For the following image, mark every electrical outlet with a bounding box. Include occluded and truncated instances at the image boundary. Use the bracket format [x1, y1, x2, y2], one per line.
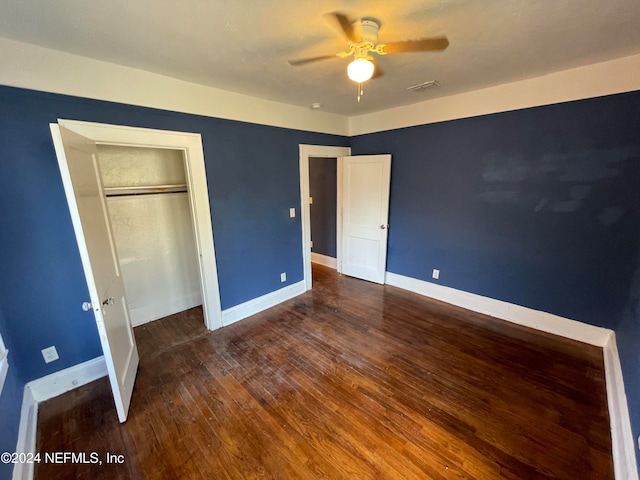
[289, 208, 296, 218]
[280, 272, 287, 282]
[432, 269, 440, 280]
[310, 240, 313, 248]
[41, 346, 59, 364]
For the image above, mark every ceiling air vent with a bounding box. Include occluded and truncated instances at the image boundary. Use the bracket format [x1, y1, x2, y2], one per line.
[406, 80, 440, 92]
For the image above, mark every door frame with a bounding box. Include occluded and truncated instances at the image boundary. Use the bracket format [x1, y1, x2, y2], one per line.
[59, 119, 223, 331]
[299, 144, 351, 291]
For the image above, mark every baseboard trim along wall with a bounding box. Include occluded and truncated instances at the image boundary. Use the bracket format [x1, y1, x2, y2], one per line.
[311, 252, 337, 269]
[385, 270, 637, 480]
[27, 356, 107, 404]
[604, 333, 639, 480]
[13, 356, 107, 480]
[12, 386, 36, 480]
[385, 271, 611, 347]
[130, 295, 202, 327]
[221, 280, 306, 326]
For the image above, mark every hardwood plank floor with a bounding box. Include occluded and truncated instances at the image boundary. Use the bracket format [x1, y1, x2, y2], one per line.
[35, 264, 613, 479]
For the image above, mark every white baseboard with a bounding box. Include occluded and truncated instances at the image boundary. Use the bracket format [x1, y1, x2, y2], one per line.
[12, 385, 36, 480]
[222, 280, 306, 326]
[604, 333, 639, 480]
[311, 252, 337, 269]
[27, 356, 107, 403]
[129, 293, 202, 327]
[0, 350, 8, 397]
[385, 272, 611, 347]
[13, 357, 107, 480]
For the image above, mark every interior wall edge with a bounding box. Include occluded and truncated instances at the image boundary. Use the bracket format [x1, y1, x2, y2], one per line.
[349, 53, 640, 136]
[0, 37, 349, 137]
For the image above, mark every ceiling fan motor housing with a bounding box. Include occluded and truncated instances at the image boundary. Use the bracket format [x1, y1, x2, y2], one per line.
[357, 18, 380, 47]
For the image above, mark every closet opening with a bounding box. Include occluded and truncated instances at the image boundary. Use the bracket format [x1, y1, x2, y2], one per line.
[96, 145, 202, 327]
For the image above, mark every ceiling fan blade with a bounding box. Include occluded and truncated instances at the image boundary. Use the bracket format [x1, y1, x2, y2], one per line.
[381, 37, 449, 54]
[324, 11, 359, 43]
[288, 54, 338, 66]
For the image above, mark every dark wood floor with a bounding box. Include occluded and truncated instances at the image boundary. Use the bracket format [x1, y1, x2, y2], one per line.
[35, 264, 613, 479]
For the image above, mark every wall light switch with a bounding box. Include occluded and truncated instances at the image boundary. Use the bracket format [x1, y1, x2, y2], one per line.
[432, 269, 440, 280]
[280, 272, 287, 282]
[309, 197, 313, 205]
[289, 208, 296, 218]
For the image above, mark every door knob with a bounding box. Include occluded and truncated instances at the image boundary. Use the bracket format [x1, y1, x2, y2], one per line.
[82, 302, 93, 311]
[380, 224, 388, 229]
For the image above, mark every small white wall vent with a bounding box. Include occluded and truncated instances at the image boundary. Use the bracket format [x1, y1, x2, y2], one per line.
[407, 80, 440, 92]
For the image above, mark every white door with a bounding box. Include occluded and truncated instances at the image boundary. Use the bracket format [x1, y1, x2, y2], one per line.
[50, 124, 139, 423]
[341, 155, 392, 284]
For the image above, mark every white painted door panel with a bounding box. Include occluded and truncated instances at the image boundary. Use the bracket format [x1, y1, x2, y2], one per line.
[50, 124, 139, 423]
[341, 155, 391, 284]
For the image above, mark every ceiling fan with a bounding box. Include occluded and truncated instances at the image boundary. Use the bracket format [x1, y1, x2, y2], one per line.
[288, 12, 449, 100]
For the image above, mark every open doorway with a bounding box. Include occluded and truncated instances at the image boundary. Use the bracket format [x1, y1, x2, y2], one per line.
[299, 144, 350, 290]
[309, 156, 338, 270]
[300, 145, 393, 289]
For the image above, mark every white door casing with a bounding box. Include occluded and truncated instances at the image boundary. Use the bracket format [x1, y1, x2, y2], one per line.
[50, 124, 138, 422]
[299, 144, 351, 290]
[341, 155, 392, 284]
[57, 119, 222, 332]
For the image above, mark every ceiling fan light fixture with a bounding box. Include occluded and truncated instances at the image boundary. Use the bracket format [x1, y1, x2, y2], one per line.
[347, 58, 374, 83]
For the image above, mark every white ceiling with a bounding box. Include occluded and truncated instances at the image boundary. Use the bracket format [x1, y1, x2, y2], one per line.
[1, 0, 639, 116]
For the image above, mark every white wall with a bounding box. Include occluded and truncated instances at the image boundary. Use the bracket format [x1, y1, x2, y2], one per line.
[0, 37, 348, 136]
[2, 37, 639, 138]
[349, 53, 640, 135]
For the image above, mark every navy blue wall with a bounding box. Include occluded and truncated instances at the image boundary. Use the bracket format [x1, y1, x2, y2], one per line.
[352, 90, 640, 474]
[0, 86, 348, 382]
[309, 157, 337, 258]
[0, 306, 24, 480]
[351, 92, 640, 330]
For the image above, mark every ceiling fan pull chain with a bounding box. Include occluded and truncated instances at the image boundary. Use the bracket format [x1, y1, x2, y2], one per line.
[357, 82, 363, 103]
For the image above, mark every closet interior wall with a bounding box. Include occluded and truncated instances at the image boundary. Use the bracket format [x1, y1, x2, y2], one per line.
[97, 145, 202, 327]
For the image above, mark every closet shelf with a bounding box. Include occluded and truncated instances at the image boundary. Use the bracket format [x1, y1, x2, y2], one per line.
[104, 184, 188, 197]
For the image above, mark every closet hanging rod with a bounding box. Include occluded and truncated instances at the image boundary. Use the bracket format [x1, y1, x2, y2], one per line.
[104, 184, 188, 197]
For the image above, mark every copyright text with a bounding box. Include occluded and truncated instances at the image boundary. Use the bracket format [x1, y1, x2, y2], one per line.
[1, 451, 125, 465]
